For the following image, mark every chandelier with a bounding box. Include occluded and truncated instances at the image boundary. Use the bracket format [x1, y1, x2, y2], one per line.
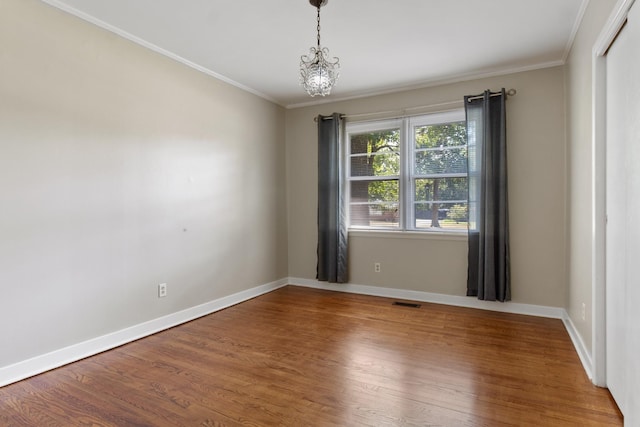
[300, 0, 340, 97]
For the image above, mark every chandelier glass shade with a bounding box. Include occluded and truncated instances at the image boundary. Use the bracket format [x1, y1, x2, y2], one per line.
[300, 0, 339, 97]
[300, 47, 340, 97]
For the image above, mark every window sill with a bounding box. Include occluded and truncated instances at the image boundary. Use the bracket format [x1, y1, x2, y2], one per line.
[348, 229, 468, 242]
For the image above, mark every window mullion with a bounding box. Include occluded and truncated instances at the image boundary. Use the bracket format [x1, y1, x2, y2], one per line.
[343, 123, 351, 229]
[402, 118, 412, 231]
[346, 110, 467, 232]
[349, 176, 399, 182]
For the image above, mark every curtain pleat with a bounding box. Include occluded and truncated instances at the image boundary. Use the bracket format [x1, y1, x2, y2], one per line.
[465, 90, 510, 302]
[317, 113, 348, 283]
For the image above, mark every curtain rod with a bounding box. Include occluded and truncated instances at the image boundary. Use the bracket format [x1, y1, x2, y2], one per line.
[466, 88, 517, 103]
[314, 88, 516, 122]
[314, 99, 461, 122]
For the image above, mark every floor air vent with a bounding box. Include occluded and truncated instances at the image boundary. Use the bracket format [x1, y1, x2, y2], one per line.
[393, 301, 422, 308]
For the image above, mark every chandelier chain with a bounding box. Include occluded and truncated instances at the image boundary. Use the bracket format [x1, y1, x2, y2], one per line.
[316, 6, 321, 48]
[300, 0, 340, 97]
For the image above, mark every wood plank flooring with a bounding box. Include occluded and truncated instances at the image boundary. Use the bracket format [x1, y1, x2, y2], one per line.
[0, 285, 622, 426]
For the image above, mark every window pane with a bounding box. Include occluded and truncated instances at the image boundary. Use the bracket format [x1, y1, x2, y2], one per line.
[350, 152, 399, 177]
[414, 177, 468, 202]
[350, 202, 400, 228]
[468, 201, 477, 230]
[350, 180, 399, 228]
[346, 111, 468, 232]
[350, 129, 400, 155]
[414, 122, 466, 149]
[414, 177, 467, 230]
[414, 202, 468, 230]
[467, 137, 479, 232]
[415, 147, 467, 175]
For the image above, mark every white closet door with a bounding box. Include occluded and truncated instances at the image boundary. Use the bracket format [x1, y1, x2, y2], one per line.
[606, 1, 640, 423]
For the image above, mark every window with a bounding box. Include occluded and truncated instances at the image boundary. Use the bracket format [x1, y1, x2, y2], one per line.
[346, 110, 467, 232]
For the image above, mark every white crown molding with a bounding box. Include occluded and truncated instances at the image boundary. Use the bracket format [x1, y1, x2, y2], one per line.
[0, 279, 288, 387]
[562, 0, 591, 62]
[285, 60, 565, 109]
[39, 0, 281, 106]
[39, 0, 581, 110]
[594, 0, 637, 56]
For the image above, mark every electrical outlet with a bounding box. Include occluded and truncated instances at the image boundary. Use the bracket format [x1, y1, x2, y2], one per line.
[374, 262, 381, 273]
[158, 283, 167, 298]
[581, 303, 586, 321]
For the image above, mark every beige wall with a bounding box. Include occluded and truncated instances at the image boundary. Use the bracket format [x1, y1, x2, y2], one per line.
[0, 0, 287, 367]
[1, 0, 614, 374]
[565, 0, 616, 352]
[286, 67, 567, 307]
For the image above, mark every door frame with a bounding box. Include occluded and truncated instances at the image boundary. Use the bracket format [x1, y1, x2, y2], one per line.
[592, 0, 636, 387]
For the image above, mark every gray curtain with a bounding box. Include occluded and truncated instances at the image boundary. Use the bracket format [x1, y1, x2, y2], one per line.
[465, 90, 510, 301]
[317, 113, 348, 283]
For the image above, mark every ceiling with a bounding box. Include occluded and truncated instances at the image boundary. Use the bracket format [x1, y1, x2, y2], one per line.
[42, 0, 587, 108]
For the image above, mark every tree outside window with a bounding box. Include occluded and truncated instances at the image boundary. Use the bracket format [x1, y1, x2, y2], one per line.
[347, 110, 467, 232]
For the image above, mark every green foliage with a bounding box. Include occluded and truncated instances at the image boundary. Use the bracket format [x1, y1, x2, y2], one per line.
[414, 122, 467, 228]
[446, 204, 468, 223]
[350, 129, 400, 203]
[349, 121, 469, 228]
[414, 122, 467, 207]
[415, 122, 466, 149]
[368, 180, 398, 202]
[414, 122, 467, 175]
[415, 178, 467, 203]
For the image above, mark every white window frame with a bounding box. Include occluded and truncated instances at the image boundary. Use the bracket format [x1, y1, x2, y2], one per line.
[345, 109, 467, 233]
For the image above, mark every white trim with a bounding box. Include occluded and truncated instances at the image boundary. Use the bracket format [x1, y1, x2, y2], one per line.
[562, 0, 591, 63]
[2, 277, 592, 387]
[39, 0, 280, 106]
[563, 311, 594, 380]
[0, 279, 288, 387]
[594, 0, 637, 56]
[346, 111, 469, 235]
[289, 278, 595, 377]
[592, 52, 608, 387]
[285, 60, 565, 109]
[591, 0, 636, 388]
[349, 229, 468, 242]
[289, 277, 565, 319]
[38, 0, 571, 111]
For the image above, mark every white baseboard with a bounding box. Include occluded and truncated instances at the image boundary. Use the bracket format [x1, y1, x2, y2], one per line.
[0, 279, 288, 387]
[289, 277, 565, 318]
[562, 312, 594, 380]
[2, 277, 593, 388]
[289, 278, 595, 378]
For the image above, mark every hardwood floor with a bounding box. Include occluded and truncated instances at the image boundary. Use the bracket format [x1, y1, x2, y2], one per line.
[0, 286, 622, 426]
